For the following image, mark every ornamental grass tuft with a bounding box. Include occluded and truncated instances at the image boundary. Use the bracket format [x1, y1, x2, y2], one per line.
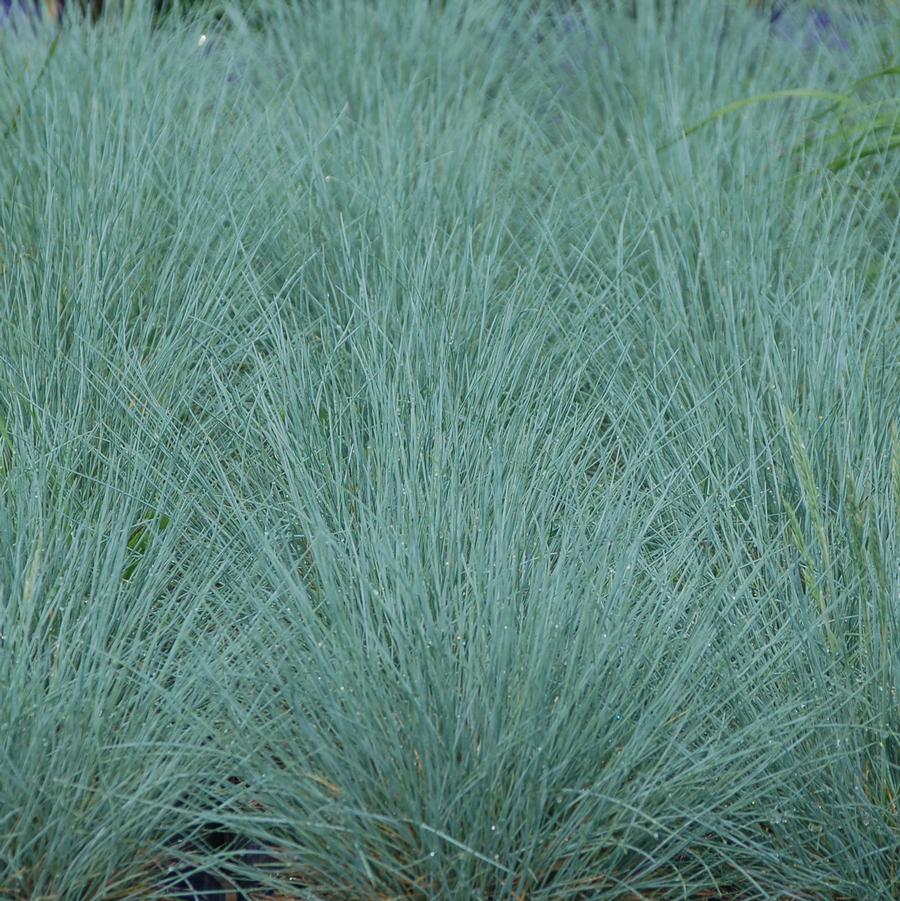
[1, 1, 897, 898]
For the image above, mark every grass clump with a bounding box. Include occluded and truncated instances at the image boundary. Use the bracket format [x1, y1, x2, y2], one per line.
[1, 0, 898, 898]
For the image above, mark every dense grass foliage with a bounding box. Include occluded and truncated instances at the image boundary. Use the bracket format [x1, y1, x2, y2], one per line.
[1, 1, 897, 898]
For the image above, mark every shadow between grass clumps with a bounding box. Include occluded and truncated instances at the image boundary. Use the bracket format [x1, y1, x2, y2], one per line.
[153, 787, 282, 900]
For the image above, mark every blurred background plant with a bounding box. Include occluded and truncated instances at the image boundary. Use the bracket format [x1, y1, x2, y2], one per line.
[4, 0, 895, 26]
[663, 1, 898, 202]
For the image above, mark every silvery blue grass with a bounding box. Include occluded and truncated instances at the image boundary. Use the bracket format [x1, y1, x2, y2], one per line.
[1, 1, 897, 898]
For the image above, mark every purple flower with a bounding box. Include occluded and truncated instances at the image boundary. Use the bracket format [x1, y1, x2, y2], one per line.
[1, 0, 39, 19]
[768, 4, 852, 55]
[0, 0, 48, 33]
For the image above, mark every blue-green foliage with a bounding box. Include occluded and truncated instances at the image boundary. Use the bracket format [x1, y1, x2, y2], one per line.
[0, 1, 897, 898]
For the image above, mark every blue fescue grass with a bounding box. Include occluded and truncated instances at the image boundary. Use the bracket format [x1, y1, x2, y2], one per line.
[1, 1, 897, 898]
